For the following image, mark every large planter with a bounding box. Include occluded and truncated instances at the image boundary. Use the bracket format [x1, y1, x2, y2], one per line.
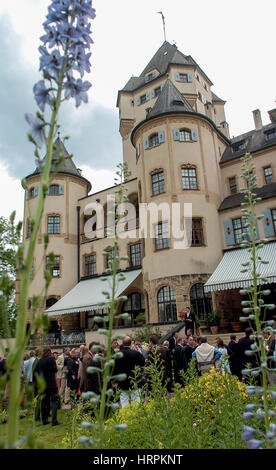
[210, 326, 219, 335]
[231, 321, 243, 332]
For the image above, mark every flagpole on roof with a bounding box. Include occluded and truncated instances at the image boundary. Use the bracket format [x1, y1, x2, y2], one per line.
[157, 11, 166, 42]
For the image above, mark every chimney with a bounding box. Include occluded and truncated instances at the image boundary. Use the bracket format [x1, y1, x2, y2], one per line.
[252, 109, 263, 130]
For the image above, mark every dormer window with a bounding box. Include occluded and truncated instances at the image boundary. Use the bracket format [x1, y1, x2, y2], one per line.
[172, 100, 184, 107]
[265, 129, 276, 141]
[232, 140, 246, 152]
[145, 71, 156, 83]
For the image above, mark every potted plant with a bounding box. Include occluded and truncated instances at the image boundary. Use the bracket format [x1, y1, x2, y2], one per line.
[206, 312, 219, 334]
[190, 305, 201, 335]
[134, 312, 146, 326]
[230, 311, 243, 332]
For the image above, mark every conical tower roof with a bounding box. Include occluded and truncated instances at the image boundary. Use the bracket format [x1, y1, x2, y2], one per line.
[146, 78, 193, 120]
[25, 137, 92, 192]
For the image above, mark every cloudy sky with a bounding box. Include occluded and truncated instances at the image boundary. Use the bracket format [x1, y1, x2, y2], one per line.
[0, 0, 275, 221]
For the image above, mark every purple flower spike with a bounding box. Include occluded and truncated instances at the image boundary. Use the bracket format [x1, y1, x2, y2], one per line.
[248, 439, 264, 449]
[243, 412, 254, 421]
[242, 426, 256, 441]
[25, 113, 45, 148]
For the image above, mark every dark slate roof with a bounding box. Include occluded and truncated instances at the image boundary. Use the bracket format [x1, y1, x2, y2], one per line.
[118, 41, 212, 96]
[146, 79, 193, 120]
[141, 41, 189, 76]
[220, 123, 276, 164]
[26, 137, 92, 191]
[212, 92, 226, 103]
[218, 183, 276, 211]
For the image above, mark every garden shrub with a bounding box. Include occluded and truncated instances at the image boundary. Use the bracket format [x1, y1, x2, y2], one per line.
[62, 368, 249, 449]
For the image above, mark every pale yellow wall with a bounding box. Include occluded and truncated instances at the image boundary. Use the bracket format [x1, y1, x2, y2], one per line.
[133, 114, 228, 282]
[24, 173, 88, 306]
[220, 148, 276, 199]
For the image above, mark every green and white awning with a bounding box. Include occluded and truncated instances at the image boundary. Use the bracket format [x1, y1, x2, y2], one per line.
[204, 242, 276, 293]
[45, 269, 141, 316]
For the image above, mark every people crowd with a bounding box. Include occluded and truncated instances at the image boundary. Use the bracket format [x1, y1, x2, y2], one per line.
[0, 325, 275, 424]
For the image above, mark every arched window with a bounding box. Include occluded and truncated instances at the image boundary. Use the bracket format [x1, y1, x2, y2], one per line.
[190, 283, 212, 320]
[149, 133, 159, 148]
[122, 292, 145, 326]
[157, 286, 177, 323]
[46, 297, 58, 309]
[179, 129, 191, 142]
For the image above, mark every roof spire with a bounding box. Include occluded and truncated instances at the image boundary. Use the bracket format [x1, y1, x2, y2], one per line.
[157, 11, 166, 42]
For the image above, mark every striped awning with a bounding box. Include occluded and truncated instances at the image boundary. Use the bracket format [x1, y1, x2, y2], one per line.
[45, 269, 141, 316]
[204, 242, 276, 293]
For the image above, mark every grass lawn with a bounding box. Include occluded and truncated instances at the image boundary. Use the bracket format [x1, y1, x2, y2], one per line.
[0, 409, 72, 449]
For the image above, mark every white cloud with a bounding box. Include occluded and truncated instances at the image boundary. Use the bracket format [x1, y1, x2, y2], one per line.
[0, 163, 24, 221]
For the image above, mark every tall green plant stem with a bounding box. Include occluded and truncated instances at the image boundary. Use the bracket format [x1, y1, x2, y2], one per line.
[7, 53, 68, 447]
[243, 156, 270, 434]
[97, 166, 125, 449]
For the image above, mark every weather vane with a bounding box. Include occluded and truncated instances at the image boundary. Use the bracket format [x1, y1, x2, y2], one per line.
[157, 11, 166, 41]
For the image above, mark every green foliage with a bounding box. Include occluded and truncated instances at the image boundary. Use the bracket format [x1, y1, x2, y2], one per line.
[205, 311, 219, 326]
[132, 324, 163, 343]
[0, 214, 21, 337]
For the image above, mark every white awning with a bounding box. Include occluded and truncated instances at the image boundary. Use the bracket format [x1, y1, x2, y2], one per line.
[45, 269, 141, 316]
[204, 242, 276, 293]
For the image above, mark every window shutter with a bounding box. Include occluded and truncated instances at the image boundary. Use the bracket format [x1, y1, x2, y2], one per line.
[224, 219, 235, 246]
[144, 137, 149, 150]
[59, 185, 64, 195]
[175, 73, 180, 82]
[136, 97, 141, 106]
[161, 84, 164, 91]
[191, 129, 198, 141]
[146, 91, 151, 101]
[150, 89, 155, 99]
[158, 130, 165, 143]
[34, 186, 39, 197]
[173, 128, 180, 141]
[262, 210, 275, 238]
[187, 73, 193, 83]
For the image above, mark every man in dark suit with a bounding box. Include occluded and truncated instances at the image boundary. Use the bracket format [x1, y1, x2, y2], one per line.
[147, 334, 173, 393]
[168, 332, 179, 353]
[173, 337, 185, 385]
[81, 341, 101, 394]
[182, 336, 196, 373]
[113, 336, 145, 407]
[185, 307, 195, 335]
[36, 347, 61, 426]
[237, 327, 258, 380]
[227, 334, 240, 377]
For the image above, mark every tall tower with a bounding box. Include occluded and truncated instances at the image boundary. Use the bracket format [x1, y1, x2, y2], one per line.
[118, 41, 230, 322]
[23, 138, 91, 314]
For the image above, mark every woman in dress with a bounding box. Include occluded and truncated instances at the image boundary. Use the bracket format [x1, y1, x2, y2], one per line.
[215, 338, 231, 374]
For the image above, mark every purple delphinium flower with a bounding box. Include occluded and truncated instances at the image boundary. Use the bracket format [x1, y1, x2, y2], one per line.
[64, 77, 91, 107]
[248, 439, 264, 449]
[242, 426, 256, 441]
[243, 412, 254, 421]
[245, 404, 258, 411]
[33, 81, 53, 112]
[25, 113, 45, 148]
[75, 0, 96, 19]
[40, 25, 60, 49]
[57, 22, 82, 44]
[72, 46, 91, 77]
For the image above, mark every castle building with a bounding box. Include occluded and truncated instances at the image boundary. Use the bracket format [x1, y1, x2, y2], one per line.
[23, 41, 276, 343]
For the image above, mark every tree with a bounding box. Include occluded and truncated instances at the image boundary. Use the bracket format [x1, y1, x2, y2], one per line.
[0, 212, 21, 337]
